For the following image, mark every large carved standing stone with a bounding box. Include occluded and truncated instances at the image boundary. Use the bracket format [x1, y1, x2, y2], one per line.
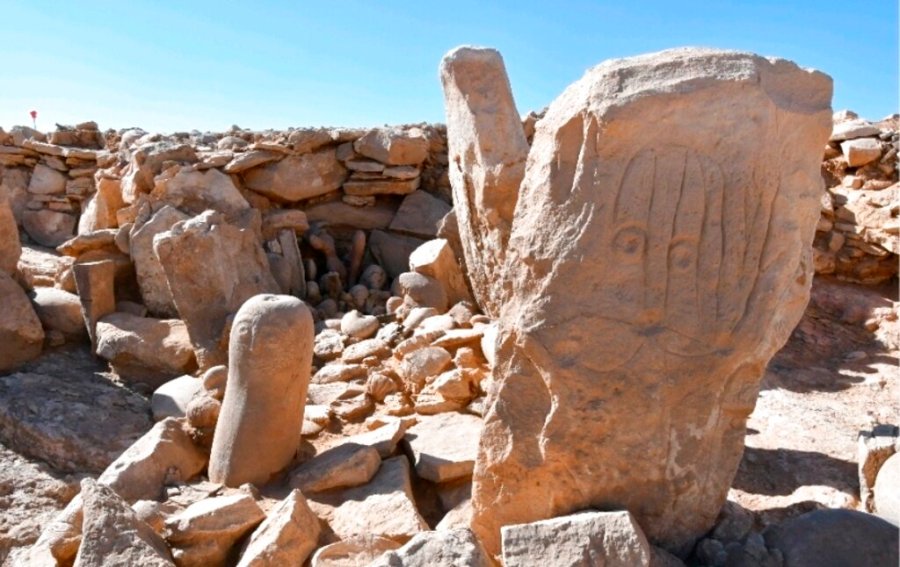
[449, 48, 833, 556]
[208, 294, 314, 487]
[439, 47, 529, 318]
[153, 210, 279, 369]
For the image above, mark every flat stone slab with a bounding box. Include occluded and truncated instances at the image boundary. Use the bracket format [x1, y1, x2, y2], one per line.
[0, 345, 152, 473]
[402, 412, 482, 483]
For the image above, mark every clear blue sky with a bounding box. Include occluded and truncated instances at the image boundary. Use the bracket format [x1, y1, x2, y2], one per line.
[1, 1, 896, 133]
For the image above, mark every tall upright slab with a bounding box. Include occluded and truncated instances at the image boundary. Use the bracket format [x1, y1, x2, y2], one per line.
[440, 47, 529, 318]
[462, 48, 832, 555]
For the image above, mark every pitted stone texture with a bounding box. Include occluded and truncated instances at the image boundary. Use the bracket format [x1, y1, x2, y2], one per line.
[209, 294, 314, 487]
[465, 47, 833, 555]
[500, 510, 651, 567]
[153, 210, 279, 369]
[440, 46, 529, 318]
[130, 204, 189, 317]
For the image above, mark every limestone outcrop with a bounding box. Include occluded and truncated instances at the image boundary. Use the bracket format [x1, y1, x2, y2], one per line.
[442, 47, 833, 555]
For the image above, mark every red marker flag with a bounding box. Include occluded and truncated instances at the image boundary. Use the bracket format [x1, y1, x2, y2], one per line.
[29, 110, 37, 129]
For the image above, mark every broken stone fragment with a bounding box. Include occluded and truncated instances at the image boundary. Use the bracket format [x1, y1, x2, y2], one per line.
[97, 417, 207, 503]
[500, 510, 652, 567]
[370, 528, 492, 567]
[165, 492, 265, 567]
[310, 535, 401, 567]
[289, 442, 382, 493]
[236, 489, 321, 567]
[73, 479, 175, 567]
[244, 150, 347, 202]
[151, 375, 204, 421]
[402, 412, 481, 483]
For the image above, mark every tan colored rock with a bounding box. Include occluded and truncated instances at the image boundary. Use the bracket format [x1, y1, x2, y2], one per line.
[97, 417, 207, 503]
[304, 200, 397, 230]
[370, 528, 492, 567]
[151, 375, 205, 421]
[0, 272, 44, 372]
[73, 479, 175, 567]
[840, 137, 882, 167]
[466, 47, 832, 555]
[261, 208, 309, 238]
[209, 294, 313, 487]
[154, 210, 280, 368]
[165, 492, 265, 567]
[153, 165, 249, 215]
[408, 239, 472, 306]
[0, 190, 20, 275]
[440, 46, 529, 318]
[22, 209, 76, 247]
[311, 456, 428, 542]
[874, 452, 900, 524]
[341, 309, 379, 339]
[57, 229, 118, 258]
[95, 313, 197, 387]
[311, 535, 401, 567]
[236, 489, 321, 567]
[368, 229, 427, 279]
[343, 177, 420, 196]
[399, 346, 451, 393]
[290, 442, 381, 493]
[403, 412, 481, 482]
[342, 338, 391, 363]
[73, 259, 116, 348]
[354, 128, 429, 165]
[244, 150, 347, 202]
[223, 149, 280, 173]
[78, 176, 124, 233]
[29, 286, 86, 338]
[130, 204, 189, 317]
[500, 510, 652, 567]
[312, 362, 367, 384]
[389, 190, 452, 239]
[25, 494, 84, 566]
[27, 163, 66, 195]
[16, 244, 76, 291]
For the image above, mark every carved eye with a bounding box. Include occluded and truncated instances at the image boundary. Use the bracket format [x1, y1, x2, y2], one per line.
[668, 239, 695, 271]
[612, 226, 646, 260]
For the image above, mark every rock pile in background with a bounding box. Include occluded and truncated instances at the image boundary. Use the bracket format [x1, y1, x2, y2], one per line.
[815, 111, 899, 284]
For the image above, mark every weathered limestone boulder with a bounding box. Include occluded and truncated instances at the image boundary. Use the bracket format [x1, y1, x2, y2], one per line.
[500, 510, 651, 567]
[29, 287, 86, 338]
[309, 456, 428, 542]
[208, 294, 313, 487]
[130, 204, 189, 317]
[17, 245, 76, 291]
[370, 528, 492, 567]
[440, 46, 529, 318]
[153, 210, 279, 368]
[165, 492, 265, 567]
[236, 489, 321, 567]
[289, 442, 381, 493]
[95, 313, 197, 388]
[354, 128, 429, 165]
[458, 47, 833, 555]
[78, 176, 124, 233]
[22, 209, 77, 247]
[27, 164, 66, 195]
[151, 375, 204, 421]
[389, 190, 453, 239]
[0, 190, 20, 275]
[0, 272, 44, 372]
[402, 412, 481, 483]
[408, 239, 472, 306]
[153, 165, 250, 215]
[97, 417, 207, 503]
[243, 150, 347, 202]
[73, 479, 175, 567]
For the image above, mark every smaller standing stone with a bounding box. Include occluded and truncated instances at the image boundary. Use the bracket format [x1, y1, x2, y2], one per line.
[209, 294, 314, 487]
[73, 259, 116, 349]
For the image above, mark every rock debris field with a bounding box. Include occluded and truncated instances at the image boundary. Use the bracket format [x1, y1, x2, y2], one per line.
[0, 46, 898, 567]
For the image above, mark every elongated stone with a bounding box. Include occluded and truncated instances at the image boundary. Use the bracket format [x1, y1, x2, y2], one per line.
[208, 294, 314, 487]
